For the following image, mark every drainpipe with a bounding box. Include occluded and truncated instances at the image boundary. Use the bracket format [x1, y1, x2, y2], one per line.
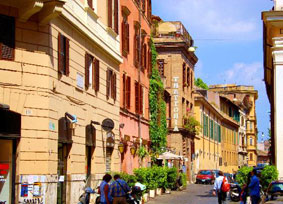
[138, 2, 142, 168]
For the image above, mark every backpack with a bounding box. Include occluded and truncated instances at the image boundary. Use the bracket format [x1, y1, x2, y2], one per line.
[221, 177, 230, 192]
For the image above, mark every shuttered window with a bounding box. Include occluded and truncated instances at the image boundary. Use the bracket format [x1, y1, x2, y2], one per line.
[85, 53, 99, 91]
[122, 17, 130, 56]
[122, 74, 126, 108]
[126, 76, 131, 109]
[0, 14, 15, 61]
[106, 69, 116, 100]
[134, 25, 140, 67]
[148, 42, 152, 77]
[187, 67, 190, 87]
[135, 82, 143, 114]
[183, 63, 186, 88]
[108, 0, 119, 34]
[147, 0, 151, 22]
[58, 33, 69, 76]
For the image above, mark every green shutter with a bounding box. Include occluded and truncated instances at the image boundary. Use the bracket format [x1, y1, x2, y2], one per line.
[202, 112, 205, 136]
[218, 125, 221, 142]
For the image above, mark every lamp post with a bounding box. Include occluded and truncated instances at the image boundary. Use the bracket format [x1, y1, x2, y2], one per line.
[118, 142, 124, 154]
[130, 145, 136, 156]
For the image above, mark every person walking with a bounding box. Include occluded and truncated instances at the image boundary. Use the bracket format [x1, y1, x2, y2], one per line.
[110, 174, 131, 204]
[212, 171, 226, 204]
[248, 169, 260, 204]
[99, 174, 113, 204]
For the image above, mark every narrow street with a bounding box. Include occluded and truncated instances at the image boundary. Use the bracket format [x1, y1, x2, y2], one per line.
[148, 184, 239, 204]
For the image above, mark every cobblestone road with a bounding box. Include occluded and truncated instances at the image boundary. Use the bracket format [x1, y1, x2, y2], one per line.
[148, 184, 239, 204]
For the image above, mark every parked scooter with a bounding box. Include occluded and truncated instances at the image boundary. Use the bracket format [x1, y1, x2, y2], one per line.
[78, 186, 101, 204]
[229, 182, 241, 202]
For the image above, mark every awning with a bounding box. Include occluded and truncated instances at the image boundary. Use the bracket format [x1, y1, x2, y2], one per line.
[157, 152, 183, 160]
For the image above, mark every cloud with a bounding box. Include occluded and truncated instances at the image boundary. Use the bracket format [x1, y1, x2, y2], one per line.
[153, 0, 268, 41]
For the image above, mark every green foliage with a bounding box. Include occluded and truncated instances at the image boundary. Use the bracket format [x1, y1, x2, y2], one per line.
[261, 165, 279, 190]
[166, 167, 178, 189]
[235, 166, 253, 186]
[183, 115, 201, 135]
[112, 172, 137, 188]
[149, 38, 167, 154]
[180, 173, 187, 187]
[137, 145, 148, 159]
[194, 78, 209, 90]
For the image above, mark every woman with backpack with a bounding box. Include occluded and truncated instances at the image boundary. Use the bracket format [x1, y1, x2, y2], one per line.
[212, 171, 230, 204]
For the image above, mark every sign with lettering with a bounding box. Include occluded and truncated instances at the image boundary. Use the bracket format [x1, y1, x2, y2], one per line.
[172, 77, 179, 132]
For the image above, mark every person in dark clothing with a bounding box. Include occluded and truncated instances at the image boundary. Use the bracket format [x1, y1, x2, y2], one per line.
[248, 169, 260, 204]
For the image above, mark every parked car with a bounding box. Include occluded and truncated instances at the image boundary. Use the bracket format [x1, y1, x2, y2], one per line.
[263, 180, 283, 203]
[196, 170, 215, 184]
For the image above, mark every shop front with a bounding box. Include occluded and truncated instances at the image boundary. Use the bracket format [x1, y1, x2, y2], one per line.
[0, 106, 21, 204]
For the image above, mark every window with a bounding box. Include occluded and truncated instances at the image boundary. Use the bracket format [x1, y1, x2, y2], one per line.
[148, 41, 152, 76]
[191, 71, 193, 88]
[0, 14, 15, 61]
[121, 16, 130, 57]
[58, 33, 70, 76]
[85, 53, 99, 91]
[122, 74, 131, 109]
[250, 153, 253, 161]
[250, 137, 253, 145]
[106, 69, 117, 100]
[157, 59, 165, 76]
[147, 0, 151, 22]
[108, 0, 119, 34]
[187, 67, 190, 87]
[135, 82, 143, 114]
[183, 63, 186, 88]
[134, 23, 141, 67]
[141, 43, 147, 71]
[142, 0, 146, 12]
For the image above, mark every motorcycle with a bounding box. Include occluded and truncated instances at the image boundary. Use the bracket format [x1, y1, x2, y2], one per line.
[229, 182, 241, 202]
[78, 187, 101, 204]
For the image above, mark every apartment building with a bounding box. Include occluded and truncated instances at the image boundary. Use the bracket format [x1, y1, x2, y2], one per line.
[0, 0, 122, 203]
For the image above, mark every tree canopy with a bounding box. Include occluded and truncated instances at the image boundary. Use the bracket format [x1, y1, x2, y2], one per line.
[195, 78, 209, 90]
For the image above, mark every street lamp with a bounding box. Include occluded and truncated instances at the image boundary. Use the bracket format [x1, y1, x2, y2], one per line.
[118, 142, 125, 154]
[130, 145, 136, 156]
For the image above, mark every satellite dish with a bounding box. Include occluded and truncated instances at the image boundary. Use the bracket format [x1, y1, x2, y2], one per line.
[101, 118, 114, 131]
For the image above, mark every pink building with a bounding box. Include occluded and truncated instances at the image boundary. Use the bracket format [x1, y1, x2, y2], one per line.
[119, 0, 152, 174]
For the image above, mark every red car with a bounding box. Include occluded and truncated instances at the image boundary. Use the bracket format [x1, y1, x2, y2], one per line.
[196, 170, 215, 184]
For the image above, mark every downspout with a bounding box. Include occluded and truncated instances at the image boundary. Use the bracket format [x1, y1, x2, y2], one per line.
[138, 2, 142, 167]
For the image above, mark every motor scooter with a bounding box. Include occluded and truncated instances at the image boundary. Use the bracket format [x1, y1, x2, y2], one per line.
[229, 183, 241, 202]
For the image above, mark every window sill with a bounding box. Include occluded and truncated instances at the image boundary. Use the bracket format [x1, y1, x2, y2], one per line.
[84, 5, 99, 20]
[107, 27, 118, 38]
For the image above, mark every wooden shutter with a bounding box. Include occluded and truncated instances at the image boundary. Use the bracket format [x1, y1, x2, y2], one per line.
[135, 82, 139, 113]
[106, 69, 110, 98]
[122, 20, 126, 53]
[58, 33, 64, 74]
[114, 0, 119, 34]
[139, 84, 143, 114]
[87, 0, 93, 8]
[94, 58, 100, 91]
[142, 0, 145, 12]
[126, 76, 131, 109]
[113, 73, 117, 100]
[126, 23, 130, 53]
[92, 58, 95, 89]
[85, 53, 90, 89]
[187, 68, 190, 87]
[147, 0, 151, 22]
[65, 38, 70, 76]
[148, 48, 152, 76]
[122, 74, 126, 108]
[183, 63, 186, 87]
[144, 44, 147, 70]
[134, 31, 137, 67]
[0, 15, 15, 60]
[108, 0, 112, 28]
[191, 71, 193, 87]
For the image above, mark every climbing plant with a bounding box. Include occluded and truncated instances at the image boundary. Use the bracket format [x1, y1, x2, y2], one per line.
[149, 38, 167, 155]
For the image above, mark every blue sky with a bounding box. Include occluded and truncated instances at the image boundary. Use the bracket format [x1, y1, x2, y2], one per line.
[152, 0, 273, 142]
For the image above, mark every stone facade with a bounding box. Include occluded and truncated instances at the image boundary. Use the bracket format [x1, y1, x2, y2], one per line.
[0, 0, 122, 203]
[152, 18, 198, 182]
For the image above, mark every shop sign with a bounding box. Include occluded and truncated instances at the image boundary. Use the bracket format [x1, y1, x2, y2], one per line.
[172, 77, 179, 132]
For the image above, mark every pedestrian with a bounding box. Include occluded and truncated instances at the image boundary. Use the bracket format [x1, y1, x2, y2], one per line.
[212, 171, 226, 204]
[110, 174, 131, 204]
[240, 184, 247, 204]
[99, 173, 113, 204]
[248, 169, 260, 204]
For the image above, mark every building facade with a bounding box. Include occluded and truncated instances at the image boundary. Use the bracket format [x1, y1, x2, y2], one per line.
[0, 0, 122, 203]
[119, 0, 152, 174]
[209, 85, 258, 167]
[152, 18, 198, 182]
[262, 0, 283, 178]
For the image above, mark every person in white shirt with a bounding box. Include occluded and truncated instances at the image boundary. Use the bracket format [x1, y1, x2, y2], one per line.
[212, 171, 226, 204]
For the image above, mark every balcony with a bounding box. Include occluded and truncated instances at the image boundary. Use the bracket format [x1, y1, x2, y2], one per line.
[238, 145, 247, 154]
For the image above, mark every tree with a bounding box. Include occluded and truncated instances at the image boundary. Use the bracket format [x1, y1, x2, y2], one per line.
[195, 78, 209, 90]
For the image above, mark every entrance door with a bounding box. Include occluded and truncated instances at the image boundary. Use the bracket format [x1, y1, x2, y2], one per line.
[0, 139, 13, 204]
[57, 143, 68, 204]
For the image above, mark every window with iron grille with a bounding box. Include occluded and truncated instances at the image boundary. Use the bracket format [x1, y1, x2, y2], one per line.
[0, 14, 15, 61]
[106, 69, 117, 100]
[58, 33, 70, 76]
[157, 59, 165, 77]
[108, 0, 119, 34]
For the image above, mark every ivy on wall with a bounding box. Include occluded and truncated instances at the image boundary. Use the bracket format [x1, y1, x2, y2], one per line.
[149, 38, 167, 154]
